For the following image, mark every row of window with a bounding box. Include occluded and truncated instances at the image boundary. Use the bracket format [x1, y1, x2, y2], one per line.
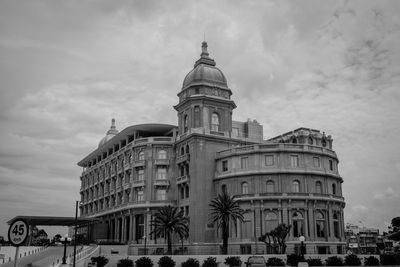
[183, 110, 220, 133]
[222, 180, 339, 195]
[221, 155, 336, 172]
[231, 210, 340, 239]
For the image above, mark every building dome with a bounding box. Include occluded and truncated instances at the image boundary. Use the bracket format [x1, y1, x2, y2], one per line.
[182, 42, 228, 90]
[98, 118, 118, 148]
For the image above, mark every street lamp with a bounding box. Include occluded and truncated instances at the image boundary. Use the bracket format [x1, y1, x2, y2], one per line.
[299, 236, 306, 261]
[60, 235, 72, 264]
[73, 200, 80, 267]
[143, 235, 147, 255]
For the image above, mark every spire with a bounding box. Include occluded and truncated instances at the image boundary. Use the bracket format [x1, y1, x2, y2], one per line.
[194, 41, 216, 67]
[107, 118, 118, 135]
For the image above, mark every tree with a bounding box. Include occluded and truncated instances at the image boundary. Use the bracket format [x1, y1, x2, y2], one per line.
[150, 205, 189, 255]
[388, 216, 400, 241]
[209, 191, 244, 254]
[258, 223, 291, 254]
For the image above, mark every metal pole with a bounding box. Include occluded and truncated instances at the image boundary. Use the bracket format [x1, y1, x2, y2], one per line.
[13, 246, 19, 267]
[73, 201, 78, 267]
[62, 239, 67, 264]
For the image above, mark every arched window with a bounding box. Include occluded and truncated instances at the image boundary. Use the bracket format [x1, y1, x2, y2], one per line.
[315, 181, 322, 194]
[157, 168, 167, 180]
[158, 150, 167, 159]
[316, 211, 326, 238]
[292, 137, 298, 144]
[241, 182, 249, 194]
[292, 180, 300, 193]
[194, 106, 200, 127]
[266, 181, 275, 193]
[333, 212, 340, 238]
[308, 136, 313, 145]
[138, 151, 145, 161]
[332, 183, 336, 195]
[180, 165, 185, 177]
[180, 147, 185, 155]
[265, 212, 278, 232]
[185, 184, 189, 198]
[211, 113, 220, 132]
[292, 211, 304, 237]
[185, 144, 190, 154]
[183, 114, 188, 133]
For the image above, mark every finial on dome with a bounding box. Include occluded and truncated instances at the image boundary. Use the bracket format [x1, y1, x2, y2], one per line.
[201, 41, 209, 57]
[111, 118, 116, 129]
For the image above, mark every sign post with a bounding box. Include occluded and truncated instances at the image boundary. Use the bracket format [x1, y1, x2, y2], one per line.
[8, 219, 29, 267]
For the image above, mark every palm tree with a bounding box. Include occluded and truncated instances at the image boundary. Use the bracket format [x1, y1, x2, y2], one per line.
[150, 205, 189, 255]
[209, 191, 244, 254]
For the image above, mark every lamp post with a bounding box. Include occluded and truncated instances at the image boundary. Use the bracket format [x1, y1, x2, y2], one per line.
[60, 235, 72, 264]
[299, 235, 306, 261]
[143, 235, 147, 255]
[73, 200, 79, 267]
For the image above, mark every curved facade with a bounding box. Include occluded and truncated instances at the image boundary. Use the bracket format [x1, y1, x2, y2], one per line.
[77, 42, 345, 255]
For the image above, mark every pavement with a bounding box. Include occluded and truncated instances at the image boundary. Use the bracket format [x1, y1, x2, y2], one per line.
[0, 246, 75, 267]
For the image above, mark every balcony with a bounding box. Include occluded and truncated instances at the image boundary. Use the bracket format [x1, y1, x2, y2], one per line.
[154, 159, 170, 166]
[132, 180, 146, 188]
[124, 161, 132, 171]
[133, 160, 146, 168]
[176, 154, 190, 164]
[176, 175, 189, 184]
[153, 179, 170, 187]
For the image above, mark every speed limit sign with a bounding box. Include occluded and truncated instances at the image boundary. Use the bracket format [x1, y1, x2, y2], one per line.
[8, 219, 28, 246]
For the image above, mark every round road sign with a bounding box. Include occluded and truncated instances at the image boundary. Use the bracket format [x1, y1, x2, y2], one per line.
[8, 219, 29, 246]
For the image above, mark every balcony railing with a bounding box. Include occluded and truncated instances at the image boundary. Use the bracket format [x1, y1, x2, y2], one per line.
[153, 179, 170, 187]
[176, 154, 190, 163]
[176, 175, 189, 184]
[132, 180, 146, 188]
[154, 159, 170, 166]
[133, 160, 146, 168]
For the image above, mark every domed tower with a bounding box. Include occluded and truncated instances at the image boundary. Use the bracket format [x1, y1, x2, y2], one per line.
[174, 41, 236, 136]
[98, 118, 119, 148]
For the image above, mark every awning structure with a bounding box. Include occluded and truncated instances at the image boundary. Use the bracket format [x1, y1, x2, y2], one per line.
[7, 216, 99, 226]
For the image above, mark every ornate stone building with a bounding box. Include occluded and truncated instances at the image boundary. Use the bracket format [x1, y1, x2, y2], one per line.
[77, 42, 346, 254]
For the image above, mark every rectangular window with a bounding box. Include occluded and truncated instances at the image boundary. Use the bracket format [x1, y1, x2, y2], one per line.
[137, 190, 144, 201]
[222, 160, 228, 172]
[241, 157, 248, 169]
[138, 169, 144, 181]
[156, 189, 166, 200]
[313, 157, 320, 167]
[157, 168, 167, 179]
[290, 155, 299, 167]
[329, 160, 334, 170]
[265, 155, 274, 166]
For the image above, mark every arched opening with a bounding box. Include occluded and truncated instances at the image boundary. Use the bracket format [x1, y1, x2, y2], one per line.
[265, 211, 278, 232]
[241, 182, 249, 194]
[333, 212, 340, 238]
[332, 183, 337, 195]
[292, 211, 304, 237]
[183, 114, 188, 133]
[158, 150, 167, 159]
[316, 211, 326, 238]
[292, 180, 300, 193]
[211, 113, 220, 132]
[316, 181, 322, 194]
[266, 180, 275, 193]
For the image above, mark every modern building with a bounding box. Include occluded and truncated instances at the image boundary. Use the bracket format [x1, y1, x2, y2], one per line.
[77, 42, 346, 255]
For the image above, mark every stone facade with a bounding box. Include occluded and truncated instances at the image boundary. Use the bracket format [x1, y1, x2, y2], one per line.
[77, 42, 346, 255]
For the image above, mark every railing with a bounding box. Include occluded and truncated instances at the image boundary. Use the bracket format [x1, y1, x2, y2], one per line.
[154, 159, 170, 165]
[153, 179, 170, 187]
[177, 154, 190, 163]
[235, 192, 344, 202]
[176, 175, 189, 184]
[132, 180, 146, 187]
[216, 143, 337, 158]
[133, 160, 146, 168]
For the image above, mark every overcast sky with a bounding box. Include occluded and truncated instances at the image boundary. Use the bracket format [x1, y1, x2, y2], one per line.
[1, 0, 400, 238]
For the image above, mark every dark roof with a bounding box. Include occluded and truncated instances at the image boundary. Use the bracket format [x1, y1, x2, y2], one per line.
[7, 216, 99, 226]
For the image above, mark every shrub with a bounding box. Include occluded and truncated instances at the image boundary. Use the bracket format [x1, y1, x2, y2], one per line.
[380, 254, 397, 265]
[345, 254, 361, 266]
[118, 258, 134, 267]
[364, 256, 380, 266]
[202, 257, 218, 267]
[266, 257, 285, 266]
[224, 256, 242, 267]
[159, 256, 176, 267]
[136, 257, 154, 267]
[287, 254, 304, 266]
[182, 258, 200, 267]
[91, 256, 109, 267]
[307, 258, 323, 266]
[325, 256, 343, 266]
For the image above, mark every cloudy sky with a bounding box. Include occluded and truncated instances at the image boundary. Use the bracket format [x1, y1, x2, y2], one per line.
[1, 0, 400, 237]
